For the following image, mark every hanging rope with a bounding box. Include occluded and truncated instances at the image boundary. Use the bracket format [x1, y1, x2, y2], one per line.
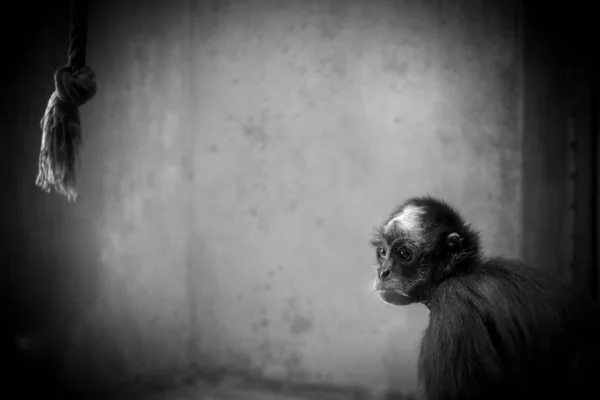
[36, 0, 96, 202]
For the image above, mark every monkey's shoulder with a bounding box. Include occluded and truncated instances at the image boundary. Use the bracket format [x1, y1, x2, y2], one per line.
[419, 257, 600, 399]
[437, 257, 598, 314]
[435, 257, 557, 302]
[473, 257, 600, 315]
[427, 256, 600, 342]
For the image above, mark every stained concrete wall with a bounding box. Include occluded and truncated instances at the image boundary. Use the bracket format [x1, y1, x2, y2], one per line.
[5, 0, 521, 397]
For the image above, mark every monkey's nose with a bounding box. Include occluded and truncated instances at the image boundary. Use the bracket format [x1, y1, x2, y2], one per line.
[380, 269, 391, 279]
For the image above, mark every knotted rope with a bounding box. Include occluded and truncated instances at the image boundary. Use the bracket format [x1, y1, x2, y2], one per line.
[36, 0, 96, 202]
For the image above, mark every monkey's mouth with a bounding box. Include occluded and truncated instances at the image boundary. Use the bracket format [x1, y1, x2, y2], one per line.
[374, 281, 410, 297]
[377, 289, 413, 306]
[378, 289, 410, 297]
[373, 279, 413, 305]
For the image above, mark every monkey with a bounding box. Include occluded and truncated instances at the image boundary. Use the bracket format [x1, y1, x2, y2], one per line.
[370, 195, 600, 400]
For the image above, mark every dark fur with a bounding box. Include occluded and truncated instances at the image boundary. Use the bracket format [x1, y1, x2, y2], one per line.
[372, 196, 600, 400]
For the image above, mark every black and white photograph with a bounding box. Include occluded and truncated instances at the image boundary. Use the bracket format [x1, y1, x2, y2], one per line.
[2, 0, 598, 399]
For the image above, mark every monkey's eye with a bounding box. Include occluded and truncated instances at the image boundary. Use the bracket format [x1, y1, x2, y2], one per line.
[398, 249, 412, 261]
[377, 247, 387, 258]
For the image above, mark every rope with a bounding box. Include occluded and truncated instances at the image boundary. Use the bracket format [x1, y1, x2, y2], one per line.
[36, 0, 96, 202]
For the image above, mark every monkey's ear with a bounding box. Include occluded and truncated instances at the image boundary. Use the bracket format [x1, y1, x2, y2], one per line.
[446, 232, 462, 250]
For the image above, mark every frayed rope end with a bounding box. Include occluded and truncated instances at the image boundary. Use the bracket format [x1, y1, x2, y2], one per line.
[36, 65, 96, 202]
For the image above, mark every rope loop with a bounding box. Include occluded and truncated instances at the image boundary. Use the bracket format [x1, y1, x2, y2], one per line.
[53, 65, 97, 107]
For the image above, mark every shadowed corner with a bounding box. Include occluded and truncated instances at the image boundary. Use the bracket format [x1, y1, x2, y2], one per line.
[4, 232, 110, 399]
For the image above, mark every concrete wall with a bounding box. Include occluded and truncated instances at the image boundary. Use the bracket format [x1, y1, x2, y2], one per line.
[6, 0, 521, 397]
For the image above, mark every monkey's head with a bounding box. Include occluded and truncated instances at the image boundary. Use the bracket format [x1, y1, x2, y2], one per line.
[370, 196, 481, 306]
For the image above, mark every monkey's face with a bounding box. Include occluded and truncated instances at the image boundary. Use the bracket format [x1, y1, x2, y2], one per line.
[371, 198, 475, 306]
[371, 205, 429, 306]
[371, 238, 425, 306]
